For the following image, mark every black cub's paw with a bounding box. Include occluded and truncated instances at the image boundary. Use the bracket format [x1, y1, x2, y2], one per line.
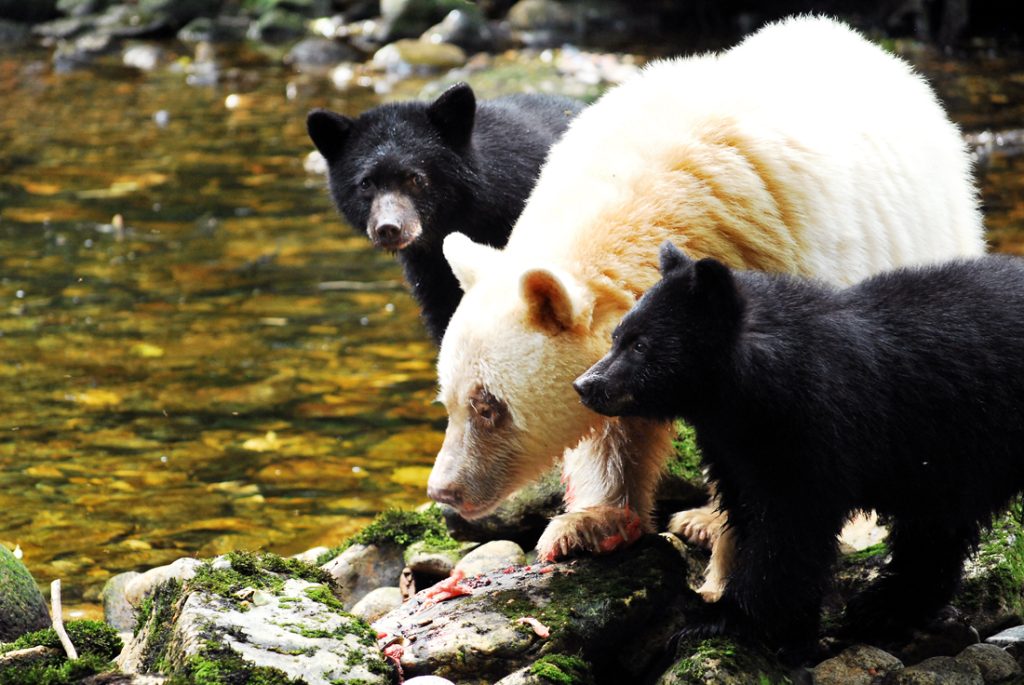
[840, 586, 914, 642]
[679, 596, 744, 640]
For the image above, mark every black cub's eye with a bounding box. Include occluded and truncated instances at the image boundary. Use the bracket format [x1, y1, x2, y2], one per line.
[358, 178, 372, 191]
[410, 173, 425, 188]
[633, 340, 646, 354]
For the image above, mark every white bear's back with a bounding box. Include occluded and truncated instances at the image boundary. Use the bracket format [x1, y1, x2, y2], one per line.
[507, 15, 983, 285]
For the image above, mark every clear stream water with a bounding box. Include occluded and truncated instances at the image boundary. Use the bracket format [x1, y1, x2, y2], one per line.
[0, 41, 1022, 617]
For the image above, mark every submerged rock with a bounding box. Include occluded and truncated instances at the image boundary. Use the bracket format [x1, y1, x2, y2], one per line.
[372, 38, 466, 74]
[374, 535, 697, 682]
[0, 544, 50, 642]
[285, 36, 362, 71]
[379, 0, 475, 42]
[420, 7, 493, 53]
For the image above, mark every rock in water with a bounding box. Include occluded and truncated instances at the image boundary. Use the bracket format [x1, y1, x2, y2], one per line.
[0, 544, 50, 641]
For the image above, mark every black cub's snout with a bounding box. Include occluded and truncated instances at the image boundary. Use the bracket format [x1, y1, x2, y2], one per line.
[573, 373, 602, 406]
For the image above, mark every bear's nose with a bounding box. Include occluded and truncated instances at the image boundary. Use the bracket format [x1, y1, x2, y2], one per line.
[374, 222, 401, 247]
[573, 374, 597, 402]
[427, 483, 464, 508]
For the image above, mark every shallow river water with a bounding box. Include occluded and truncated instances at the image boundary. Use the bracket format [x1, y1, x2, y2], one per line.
[0, 40, 1022, 616]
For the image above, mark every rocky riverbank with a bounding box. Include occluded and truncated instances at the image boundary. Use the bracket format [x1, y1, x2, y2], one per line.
[6, 428, 1024, 683]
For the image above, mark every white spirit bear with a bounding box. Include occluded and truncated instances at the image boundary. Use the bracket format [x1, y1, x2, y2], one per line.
[427, 16, 983, 596]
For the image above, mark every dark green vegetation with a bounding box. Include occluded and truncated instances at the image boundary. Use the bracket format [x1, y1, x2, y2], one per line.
[0, 620, 123, 685]
[667, 637, 791, 685]
[529, 653, 595, 685]
[317, 506, 460, 564]
[667, 421, 703, 483]
[188, 551, 330, 606]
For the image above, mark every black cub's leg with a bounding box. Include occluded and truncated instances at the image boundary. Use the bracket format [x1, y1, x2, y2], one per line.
[685, 506, 841, 654]
[842, 517, 979, 640]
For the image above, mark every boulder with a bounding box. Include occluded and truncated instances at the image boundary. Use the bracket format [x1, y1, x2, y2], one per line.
[119, 551, 392, 684]
[882, 656, 983, 684]
[813, 644, 904, 685]
[454, 540, 526, 577]
[0, 545, 50, 642]
[374, 535, 698, 682]
[321, 542, 406, 609]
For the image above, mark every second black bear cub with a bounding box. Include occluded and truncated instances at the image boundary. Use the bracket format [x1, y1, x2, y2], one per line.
[575, 242, 1024, 651]
[307, 83, 582, 342]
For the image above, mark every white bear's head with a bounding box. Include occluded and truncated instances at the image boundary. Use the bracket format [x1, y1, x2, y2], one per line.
[428, 233, 618, 519]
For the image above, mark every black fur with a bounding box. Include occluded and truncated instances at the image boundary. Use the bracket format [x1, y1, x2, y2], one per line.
[575, 242, 1024, 652]
[307, 83, 583, 342]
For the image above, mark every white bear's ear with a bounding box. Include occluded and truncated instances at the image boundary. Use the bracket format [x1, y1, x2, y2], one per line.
[443, 233, 498, 292]
[520, 268, 594, 335]
[659, 241, 693, 275]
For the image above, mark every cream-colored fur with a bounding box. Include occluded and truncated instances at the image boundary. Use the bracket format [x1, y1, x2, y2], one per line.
[431, 16, 984, 580]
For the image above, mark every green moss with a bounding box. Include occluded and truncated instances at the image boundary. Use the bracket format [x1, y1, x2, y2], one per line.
[955, 504, 1024, 622]
[303, 585, 343, 612]
[667, 421, 704, 484]
[186, 643, 303, 685]
[317, 506, 459, 564]
[139, 579, 184, 674]
[1, 620, 122, 661]
[0, 621, 123, 685]
[529, 653, 594, 685]
[843, 542, 889, 564]
[189, 551, 330, 607]
[670, 637, 790, 685]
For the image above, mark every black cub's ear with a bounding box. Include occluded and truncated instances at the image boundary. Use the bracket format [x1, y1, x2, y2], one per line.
[428, 82, 476, 149]
[659, 241, 693, 275]
[306, 109, 353, 161]
[694, 258, 742, 320]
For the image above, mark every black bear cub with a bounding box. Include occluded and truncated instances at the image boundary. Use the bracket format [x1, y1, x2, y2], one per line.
[575, 242, 1024, 652]
[307, 83, 582, 342]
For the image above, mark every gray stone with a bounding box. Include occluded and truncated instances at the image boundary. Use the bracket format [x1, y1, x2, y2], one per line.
[123, 557, 202, 608]
[404, 540, 467, 577]
[374, 536, 696, 682]
[102, 571, 142, 633]
[379, 0, 474, 42]
[814, 644, 904, 685]
[285, 37, 361, 70]
[506, 0, 574, 32]
[656, 636, 789, 685]
[247, 8, 307, 43]
[176, 15, 248, 43]
[0, 545, 50, 641]
[33, 14, 93, 39]
[955, 643, 1020, 683]
[371, 38, 466, 74]
[883, 656, 984, 685]
[420, 7, 493, 53]
[321, 542, 406, 609]
[350, 586, 404, 622]
[122, 43, 163, 70]
[454, 540, 526, 577]
[121, 575, 389, 684]
[986, 625, 1024, 648]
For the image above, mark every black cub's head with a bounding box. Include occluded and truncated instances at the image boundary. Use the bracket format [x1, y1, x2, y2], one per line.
[574, 242, 743, 420]
[306, 82, 477, 252]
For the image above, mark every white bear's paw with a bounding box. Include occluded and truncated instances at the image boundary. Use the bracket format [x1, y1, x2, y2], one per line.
[668, 506, 724, 549]
[697, 577, 725, 603]
[536, 506, 644, 562]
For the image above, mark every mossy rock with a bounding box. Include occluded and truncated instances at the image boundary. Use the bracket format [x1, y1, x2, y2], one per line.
[374, 534, 699, 682]
[119, 551, 391, 685]
[0, 545, 50, 641]
[0, 620, 123, 685]
[656, 637, 791, 685]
